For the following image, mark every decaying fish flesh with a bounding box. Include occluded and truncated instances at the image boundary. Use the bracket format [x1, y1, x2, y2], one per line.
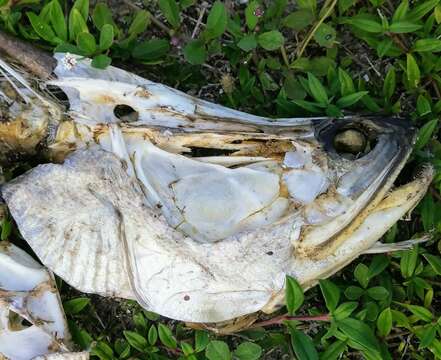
[0, 242, 88, 360]
[0, 48, 433, 327]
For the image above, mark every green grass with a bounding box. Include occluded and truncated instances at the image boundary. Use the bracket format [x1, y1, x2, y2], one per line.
[1, 0, 441, 359]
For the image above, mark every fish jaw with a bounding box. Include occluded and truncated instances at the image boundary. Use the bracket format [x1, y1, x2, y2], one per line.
[262, 165, 433, 314]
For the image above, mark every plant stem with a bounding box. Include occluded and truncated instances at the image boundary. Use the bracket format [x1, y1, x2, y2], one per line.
[281, 45, 290, 67]
[249, 313, 331, 328]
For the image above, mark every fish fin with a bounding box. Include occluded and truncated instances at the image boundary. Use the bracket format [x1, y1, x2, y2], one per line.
[363, 235, 431, 254]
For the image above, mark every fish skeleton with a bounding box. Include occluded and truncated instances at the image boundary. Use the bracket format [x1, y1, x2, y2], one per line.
[0, 37, 433, 331]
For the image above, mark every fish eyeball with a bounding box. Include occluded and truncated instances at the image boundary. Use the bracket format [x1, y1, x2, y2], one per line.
[333, 129, 367, 154]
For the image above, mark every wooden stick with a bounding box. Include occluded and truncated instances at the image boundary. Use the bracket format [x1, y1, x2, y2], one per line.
[0, 30, 56, 79]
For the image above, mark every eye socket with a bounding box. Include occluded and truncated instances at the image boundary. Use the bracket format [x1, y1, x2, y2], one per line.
[333, 128, 367, 157]
[114, 104, 139, 122]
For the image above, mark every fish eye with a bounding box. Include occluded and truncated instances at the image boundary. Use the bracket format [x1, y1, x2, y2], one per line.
[114, 104, 139, 122]
[333, 128, 368, 157]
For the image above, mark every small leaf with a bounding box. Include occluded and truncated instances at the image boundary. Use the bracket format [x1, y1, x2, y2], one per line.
[99, 24, 113, 50]
[158, 0, 181, 29]
[195, 330, 209, 352]
[204, 1, 227, 40]
[354, 263, 369, 288]
[148, 325, 158, 345]
[183, 39, 207, 65]
[129, 10, 150, 36]
[406, 53, 421, 88]
[63, 297, 90, 314]
[320, 340, 348, 360]
[307, 72, 328, 105]
[392, 0, 408, 22]
[72, 0, 89, 21]
[344, 286, 365, 300]
[413, 38, 441, 52]
[158, 323, 177, 349]
[91, 54, 111, 69]
[399, 303, 433, 322]
[336, 91, 368, 108]
[290, 328, 319, 360]
[257, 30, 285, 51]
[49, 0, 67, 41]
[419, 325, 437, 349]
[206, 341, 231, 360]
[383, 67, 396, 100]
[414, 119, 438, 150]
[69, 8, 89, 41]
[389, 21, 422, 33]
[313, 23, 336, 48]
[377, 307, 392, 337]
[336, 318, 380, 354]
[76, 32, 96, 55]
[234, 342, 262, 360]
[417, 95, 432, 116]
[368, 255, 390, 279]
[123, 331, 148, 352]
[245, 1, 261, 31]
[338, 68, 355, 96]
[333, 302, 358, 320]
[367, 286, 389, 300]
[282, 10, 314, 31]
[91, 341, 113, 360]
[423, 254, 441, 275]
[285, 275, 304, 315]
[92, 3, 114, 31]
[237, 34, 257, 51]
[132, 39, 170, 61]
[297, 0, 316, 14]
[27, 12, 57, 43]
[347, 17, 383, 33]
[319, 279, 340, 312]
[408, 0, 440, 20]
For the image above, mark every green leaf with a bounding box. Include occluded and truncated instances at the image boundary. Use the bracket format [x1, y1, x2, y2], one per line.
[344, 286, 365, 300]
[91, 54, 111, 69]
[347, 17, 383, 33]
[158, 0, 180, 29]
[27, 12, 57, 43]
[92, 3, 114, 31]
[148, 325, 158, 345]
[282, 10, 314, 31]
[204, 1, 227, 40]
[69, 8, 89, 41]
[76, 32, 96, 55]
[413, 38, 441, 52]
[206, 341, 231, 360]
[383, 67, 396, 100]
[423, 254, 441, 275]
[333, 302, 358, 321]
[336, 318, 381, 354]
[368, 255, 390, 279]
[233, 342, 262, 360]
[419, 325, 437, 349]
[63, 297, 90, 314]
[123, 330, 148, 352]
[319, 279, 340, 312]
[128, 10, 150, 36]
[399, 303, 433, 322]
[245, 1, 261, 31]
[313, 23, 336, 47]
[183, 39, 207, 65]
[389, 21, 422, 33]
[292, 99, 323, 113]
[377, 38, 394, 57]
[72, 0, 89, 21]
[285, 275, 304, 315]
[377, 307, 392, 337]
[320, 340, 348, 360]
[195, 330, 209, 352]
[297, 0, 316, 14]
[181, 342, 194, 357]
[0, 219, 11, 241]
[307, 72, 328, 105]
[366, 286, 389, 300]
[237, 34, 257, 51]
[158, 323, 177, 349]
[408, 0, 440, 20]
[414, 119, 438, 150]
[417, 95, 432, 116]
[406, 53, 421, 88]
[336, 91, 368, 108]
[392, 0, 408, 22]
[290, 328, 319, 360]
[91, 341, 114, 360]
[257, 30, 285, 51]
[354, 263, 369, 288]
[338, 68, 355, 96]
[132, 39, 170, 61]
[99, 24, 113, 50]
[49, 0, 67, 41]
